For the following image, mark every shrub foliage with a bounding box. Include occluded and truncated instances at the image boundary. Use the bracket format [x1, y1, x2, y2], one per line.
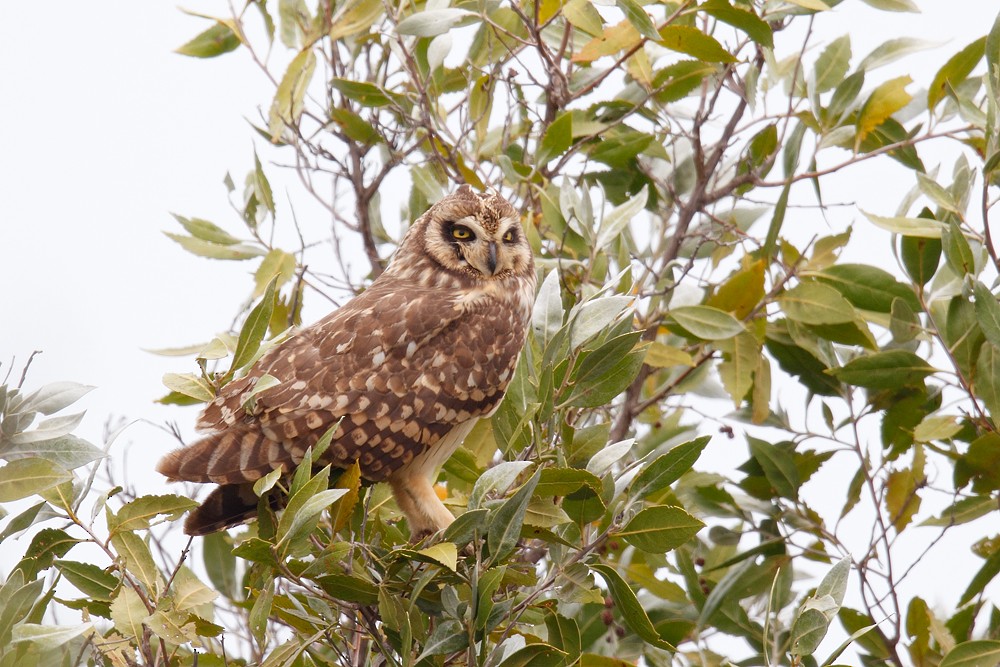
[4, 1, 1000, 665]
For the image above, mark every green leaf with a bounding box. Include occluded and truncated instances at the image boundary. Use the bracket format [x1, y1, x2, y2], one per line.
[498, 643, 569, 667]
[329, 108, 381, 145]
[110, 587, 147, 641]
[963, 544, 1000, 607]
[669, 305, 745, 340]
[202, 532, 239, 600]
[779, 282, 857, 325]
[940, 640, 1000, 667]
[590, 564, 675, 651]
[974, 281, 1000, 349]
[658, 25, 736, 63]
[570, 296, 633, 349]
[470, 461, 533, 509]
[929, 37, 986, 109]
[488, 469, 541, 562]
[54, 560, 118, 601]
[920, 496, 995, 527]
[268, 48, 316, 140]
[163, 232, 264, 260]
[328, 0, 384, 40]
[815, 264, 921, 313]
[316, 573, 379, 605]
[563, 0, 604, 35]
[276, 488, 347, 550]
[111, 530, 162, 595]
[829, 350, 936, 389]
[700, 0, 772, 48]
[10, 623, 93, 650]
[532, 270, 564, 348]
[0, 458, 72, 502]
[719, 331, 761, 406]
[331, 78, 396, 107]
[616, 0, 658, 40]
[538, 112, 573, 164]
[229, 278, 278, 374]
[748, 436, 801, 499]
[112, 494, 199, 534]
[813, 35, 851, 94]
[171, 215, 241, 245]
[18, 381, 94, 415]
[249, 579, 273, 648]
[631, 436, 710, 499]
[161, 372, 214, 403]
[565, 337, 645, 408]
[942, 220, 976, 276]
[396, 8, 475, 37]
[0, 434, 106, 471]
[418, 619, 468, 659]
[595, 186, 647, 249]
[536, 467, 603, 497]
[175, 21, 240, 58]
[252, 150, 275, 216]
[975, 344, 1000, 429]
[616, 506, 704, 553]
[901, 234, 942, 284]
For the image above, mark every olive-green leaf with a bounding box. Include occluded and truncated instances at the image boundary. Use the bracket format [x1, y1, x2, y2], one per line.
[616, 506, 704, 553]
[940, 640, 1000, 667]
[630, 436, 710, 499]
[862, 211, 945, 238]
[778, 282, 856, 325]
[488, 468, 540, 562]
[829, 350, 936, 389]
[112, 494, 199, 534]
[590, 564, 675, 651]
[175, 21, 240, 58]
[54, 560, 119, 601]
[669, 305, 745, 340]
[748, 436, 800, 499]
[928, 37, 986, 109]
[816, 264, 920, 313]
[229, 277, 278, 374]
[658, 25, 736, 63]
[973, 281, 1000, 349]
[0, 458, 73, 502]
[700, 0, 772, 48]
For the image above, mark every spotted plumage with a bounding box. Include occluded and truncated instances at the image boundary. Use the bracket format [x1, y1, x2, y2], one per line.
[157, 185, 536, 537]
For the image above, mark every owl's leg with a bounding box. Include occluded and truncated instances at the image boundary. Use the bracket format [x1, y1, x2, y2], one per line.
[388, 471, 454, 540]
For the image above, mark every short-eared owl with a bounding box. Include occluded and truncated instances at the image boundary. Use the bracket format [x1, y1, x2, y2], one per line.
[157, 185, 536, 538]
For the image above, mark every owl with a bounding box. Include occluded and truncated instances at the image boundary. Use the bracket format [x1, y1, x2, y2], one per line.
[157, 185, 536, 539]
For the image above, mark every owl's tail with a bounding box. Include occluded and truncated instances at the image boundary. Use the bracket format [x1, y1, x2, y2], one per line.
[156, 428, 288, 484]
[183, 483, 272, 536]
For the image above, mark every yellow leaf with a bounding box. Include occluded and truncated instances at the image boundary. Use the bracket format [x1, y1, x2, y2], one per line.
[706, 260, 765, 318]
[885, 446, 924, 531]
[329, 0, 384, 40]
[563, 0, 604, 36]
[644, 342, 694, 368]
[856, 76, 912, 147]
[572, 20, 640, 64]
[330, 462, 362, 533]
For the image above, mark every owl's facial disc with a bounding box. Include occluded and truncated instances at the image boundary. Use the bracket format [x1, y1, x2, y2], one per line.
[445, 217, 523, 278]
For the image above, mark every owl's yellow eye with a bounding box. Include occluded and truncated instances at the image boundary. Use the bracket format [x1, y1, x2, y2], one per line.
[502, 230, 515, 243]
[451, 226, 473, 241]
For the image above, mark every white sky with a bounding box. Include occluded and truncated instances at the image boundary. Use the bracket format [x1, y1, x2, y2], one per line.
[1, 0, 999, 661]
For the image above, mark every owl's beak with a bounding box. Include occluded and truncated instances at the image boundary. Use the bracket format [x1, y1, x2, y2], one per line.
[486, 241, 498, 275]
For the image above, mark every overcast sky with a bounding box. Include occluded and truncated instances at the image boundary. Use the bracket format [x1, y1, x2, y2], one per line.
[2, 0, 998, 655]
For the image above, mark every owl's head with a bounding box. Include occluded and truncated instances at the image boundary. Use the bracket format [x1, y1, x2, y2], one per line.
[397, 185, 533, 283]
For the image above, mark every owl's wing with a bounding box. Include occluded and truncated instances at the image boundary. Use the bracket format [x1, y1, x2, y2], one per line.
[184, 281, 505, 483]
